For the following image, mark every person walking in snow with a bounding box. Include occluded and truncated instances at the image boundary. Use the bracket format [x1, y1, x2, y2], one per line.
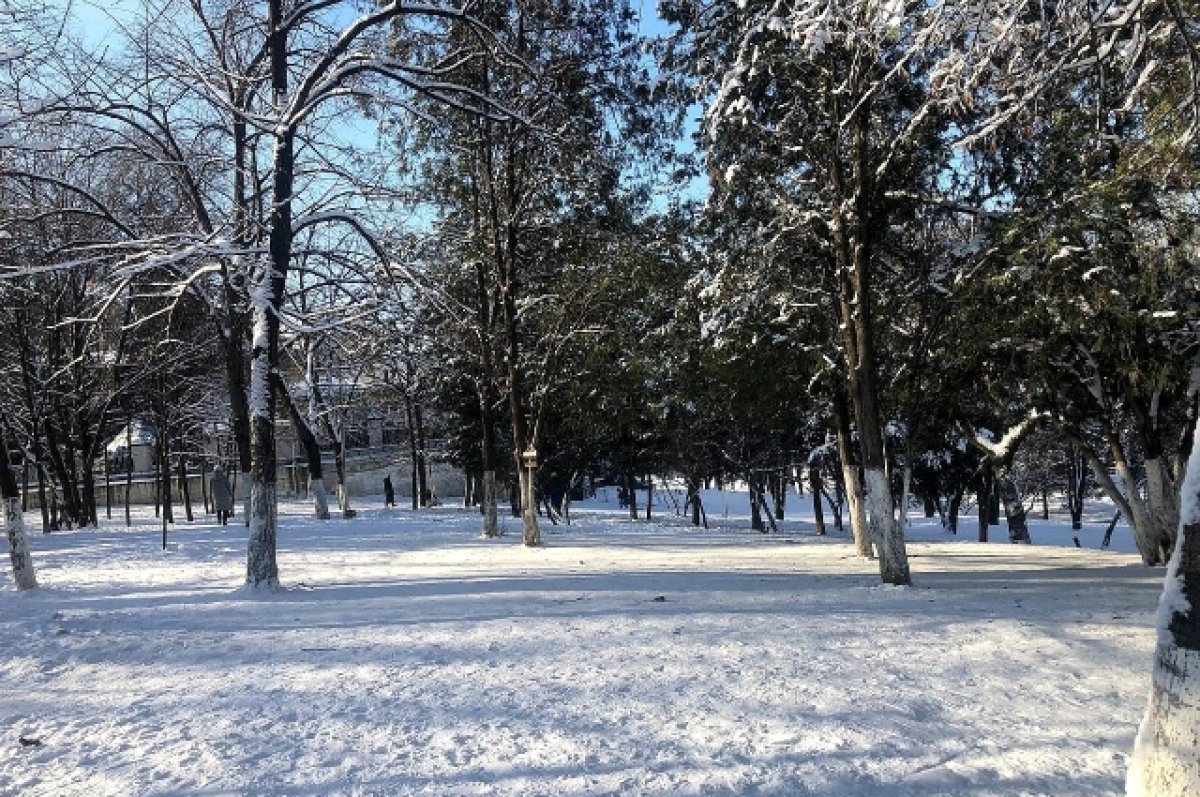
[383, 475, 395, 508]
[211, 465, 234, 525]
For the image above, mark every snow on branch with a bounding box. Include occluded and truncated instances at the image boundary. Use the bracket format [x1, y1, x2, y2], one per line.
[967, 409, 1049, 463]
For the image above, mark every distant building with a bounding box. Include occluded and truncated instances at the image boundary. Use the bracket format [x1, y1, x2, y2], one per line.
[105, 421, 156, 473]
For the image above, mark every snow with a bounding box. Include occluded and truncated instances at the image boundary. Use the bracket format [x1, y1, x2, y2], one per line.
[0, 489, 1161, 796]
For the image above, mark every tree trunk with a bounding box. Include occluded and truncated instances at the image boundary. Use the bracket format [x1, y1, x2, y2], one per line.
[179, 455, 194, 523]
[407, 396, 420, 511]
[336, 437, 352, 518]
[898, 459, 913, 533]
[518, 461, 538, 545]
[749, 476, 763, 532]
[160, 435, 172, 550]
[1127, 416, 1200, 795]
[826, 478, 845, 533]
[994, 464, 1031, 544]
[275, 372, 329, 519]
[481, 470, 498, 538]
[245, 0, 288, 588]
[686, 477, 702, 527]
[829, 92, 910, 586]
[1068, 445, 1087, 531]
[834, 391, 872, 557]
[104, 449, 112, 520]
[159, 432, 174, 526]
[124, 420, 132, 528]
[201, 458, 210, 514]
[475, 258, 500, 538]
[978, 465, 992, 543]
[625, 472, 638, 521]
[1103, 512, 1120, 549]
[36, 461, 50, 534]
[773, 470, 786, 521]
[500, 258, 539, 546]
[79, 426, 98, 528]
[810, 465, 826, 536]
[246, 293, 282, 587]
[509, 479, 521, 518]
[1, 427, 37, 590]
[218, 311, 253, 524]
[947, 488, 963, 535]
[645, 474, 653, 522]
[1146, 456, 1180, 561]
[415, 403, 429, 507]
[1109, 428, 1170, 566]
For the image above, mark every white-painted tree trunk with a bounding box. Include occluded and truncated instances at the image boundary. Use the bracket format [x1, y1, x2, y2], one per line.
[863, 468, 909, 585]
[246, 481, 278, 588]
[1127, 420, 1200, 796]
[3, 497, 37, 591]
[521, 467, 540, 546]
[842, 461, 873, 558]
[311, 477, 330, 520]
[481, 470, 498, 538]
[898, 462, 912, 533]
[1116, 457, 1168, 565]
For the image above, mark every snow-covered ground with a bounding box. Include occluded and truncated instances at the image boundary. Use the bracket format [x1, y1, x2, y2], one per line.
[0, 488, 1162, 796]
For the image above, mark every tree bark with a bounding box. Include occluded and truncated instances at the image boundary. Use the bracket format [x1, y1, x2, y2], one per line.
[686, 477, 702, 527]
[977, 464, 992, 543]
[124, 419, 132, 528]
[994, 464, 1032, 544]
[828, 91, 909, 585]
[1068, 445, 1087, 531]
[749, 475, 763, 532]
[625, 472, 638, 521]
[947, 488, 963, 535]
[834, 390, 872, 557]
[646, 474, 653, 522]
[179, 455, 194, 523]
[772, 470, 786, 521]
[274, 373, 329, 519]
[245, 0, 288, 588]
[810, 465, 826, 536]
[1108, 427, 1169, 566]
[1127, 416, 1200, 795]
[415, 403, 429, 507]
[509, 479, 521, 518]
[201, 458, 210, 515]
[1, 425, 37, 590]
[1146, 456, 1180, 560]
[104, 448, 112, 520]
[406, 394, 420, 511]
[898, 459, 913, 533]
[481, 470, 498, 537]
